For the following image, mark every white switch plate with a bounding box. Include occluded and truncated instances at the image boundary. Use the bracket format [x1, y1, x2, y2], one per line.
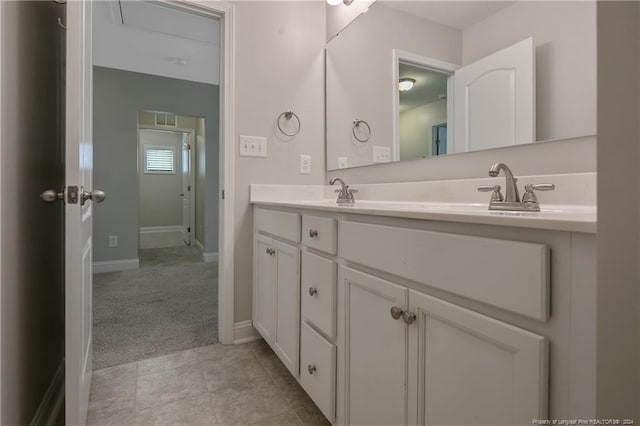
[338, 157, 349, 169]
[299, 154, 311, 174]
[239, 135, 267, 157]
[109, 235, 118, 247]
[373, 146, 391, 163]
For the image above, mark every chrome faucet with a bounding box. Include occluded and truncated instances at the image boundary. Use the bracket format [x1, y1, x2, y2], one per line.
[478, 163, 555, 212]
[488, 163, 520, 202]
[329, 177, 357, 204]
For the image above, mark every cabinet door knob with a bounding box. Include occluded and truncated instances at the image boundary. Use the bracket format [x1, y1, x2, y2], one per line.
[309, 229, 318, 238]
[309, 287, 318, 296]
[307, 364, 316, 375]
[402, 311, 417, 325]
[390, 306, 404, 320]
[265, 247, 275, 256]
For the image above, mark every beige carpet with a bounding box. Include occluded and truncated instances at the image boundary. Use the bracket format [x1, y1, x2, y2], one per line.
[93, 246, 218, 370]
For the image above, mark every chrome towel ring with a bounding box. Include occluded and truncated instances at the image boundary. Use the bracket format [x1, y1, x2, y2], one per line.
[352, 119, 371, 143]
[277, 111, 301, 137]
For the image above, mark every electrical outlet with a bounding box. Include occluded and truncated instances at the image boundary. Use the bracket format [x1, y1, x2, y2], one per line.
[338, 157, 349, 169]
[239, 135, 267, 157]
[299, 154, 311, 174]
[109, 236, 118, 248]
[373, 146, 391, 163]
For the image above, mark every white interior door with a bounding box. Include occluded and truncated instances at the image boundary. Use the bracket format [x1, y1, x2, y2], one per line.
[66, 1, 94, 424]
[453, 37, 534, 154]
[181, 133, 191, 245]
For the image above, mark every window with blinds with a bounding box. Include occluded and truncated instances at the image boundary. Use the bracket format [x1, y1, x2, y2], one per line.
[144, 145, 176, 174]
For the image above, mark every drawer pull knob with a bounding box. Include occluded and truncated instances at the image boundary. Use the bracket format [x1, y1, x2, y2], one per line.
[266, 247, 275, 256]
[309, 229, 318, 238]
[390, 306, 404, 320]
[403, 311, 417, 325]
[308, 364, 317, 375]
[309, 287, 318, 296]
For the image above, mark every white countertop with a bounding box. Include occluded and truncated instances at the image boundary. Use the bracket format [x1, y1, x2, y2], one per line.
[250, 173, 597, 233]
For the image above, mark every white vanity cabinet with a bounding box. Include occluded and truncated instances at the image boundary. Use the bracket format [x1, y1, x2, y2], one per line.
[252, 205, 597, 425]
[253, 209, 301, 377]
[338, 266, 547, 426]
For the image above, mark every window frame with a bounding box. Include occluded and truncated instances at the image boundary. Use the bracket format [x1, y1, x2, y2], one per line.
[143, 144, 177, 175]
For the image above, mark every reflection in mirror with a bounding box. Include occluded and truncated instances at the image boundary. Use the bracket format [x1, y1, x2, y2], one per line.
[398, 62, 451, 160]
[325, 1, 596, 171]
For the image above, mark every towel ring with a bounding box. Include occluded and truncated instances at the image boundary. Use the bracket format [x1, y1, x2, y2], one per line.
[277, 111, 301, 137]
[352, 119, 371, 143]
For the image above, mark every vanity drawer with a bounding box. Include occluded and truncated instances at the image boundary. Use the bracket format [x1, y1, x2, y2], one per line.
[301, 251, 336, 339]
[302, 215, 337, 254]
[339, 221, 549, 321]
[255, 208, 300, 243]
[300, 321, 336, 422]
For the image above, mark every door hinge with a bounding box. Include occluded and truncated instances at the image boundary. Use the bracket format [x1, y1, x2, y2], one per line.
[221, 189, 225, 199]
[188, 227, 191, 232]
[188, 185, 191, 191]
[187, 144, 191, 150]
[67, 185, 79, 204]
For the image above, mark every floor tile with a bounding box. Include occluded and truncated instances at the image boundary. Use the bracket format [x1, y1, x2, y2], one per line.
[134, 395, 216, 426]
[136, 364, 208, 411]
[87, 398, 136, 426]
[209, 384, 291, 425]
[201, 352, 269, 394]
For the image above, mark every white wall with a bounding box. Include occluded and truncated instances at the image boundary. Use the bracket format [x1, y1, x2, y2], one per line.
[463, 1, 596, 142]
[232, 1, 326, 322]
[596, 1, 639, 418]
[399, 99, 447, 160]
[326, 3, 461, 170]
[138, 130, 184, 228]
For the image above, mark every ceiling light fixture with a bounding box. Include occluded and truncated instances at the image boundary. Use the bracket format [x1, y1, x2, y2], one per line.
[399, 78, 416, 92]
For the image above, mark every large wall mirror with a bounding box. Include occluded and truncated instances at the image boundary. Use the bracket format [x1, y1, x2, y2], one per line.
[325, 1, 596, 171]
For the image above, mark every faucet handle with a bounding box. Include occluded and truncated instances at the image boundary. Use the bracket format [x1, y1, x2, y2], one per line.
[477, 185, 503, 202]
[522, 183, 555, 206]
[527, 183, 555, 191]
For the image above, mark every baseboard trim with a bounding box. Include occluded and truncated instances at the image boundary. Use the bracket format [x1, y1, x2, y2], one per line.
[93, 258, 139, 274]
[194, 239, 205, 252]
[233, 320, 261, 344]
[29, 361, 64, 426]
[202, 251, 218, 263]
[140, 226, 185, 249]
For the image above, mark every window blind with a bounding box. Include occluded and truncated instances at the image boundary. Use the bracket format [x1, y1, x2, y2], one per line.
[145, 147, 175, 173]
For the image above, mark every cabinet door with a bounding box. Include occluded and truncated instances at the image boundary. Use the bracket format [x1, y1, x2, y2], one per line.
[253, 234, 275, 343]
[273, 240, 301, 377]
[339, 267, 409, 426]
[408, 290, 548, 426]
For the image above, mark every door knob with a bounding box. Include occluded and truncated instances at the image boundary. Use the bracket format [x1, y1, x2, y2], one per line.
[40, 189, 64, 203]
[81, 189, 106, 205]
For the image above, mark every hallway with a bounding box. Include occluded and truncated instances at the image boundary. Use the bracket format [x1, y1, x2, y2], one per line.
[87, 341, 329, 425]
[93, 246, 217, 369]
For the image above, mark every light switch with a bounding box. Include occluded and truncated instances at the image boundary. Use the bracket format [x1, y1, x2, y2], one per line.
[373, 146, 391, 163]
[239, 135, 267, 157]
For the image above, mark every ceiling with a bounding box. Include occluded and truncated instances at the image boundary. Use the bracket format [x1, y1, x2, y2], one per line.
[399, 63, 449, 113]
[93, 1, 220, 85]
[382, 1, 515, 31]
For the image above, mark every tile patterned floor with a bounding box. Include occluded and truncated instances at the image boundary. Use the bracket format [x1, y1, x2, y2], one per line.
[87, 340, 331, 426]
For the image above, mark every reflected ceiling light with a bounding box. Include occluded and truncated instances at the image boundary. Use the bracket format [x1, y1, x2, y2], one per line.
[398, 78, 416, 92]
[327, 0, 354, 5]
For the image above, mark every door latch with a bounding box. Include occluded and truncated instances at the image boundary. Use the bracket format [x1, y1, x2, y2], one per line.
[67, 186, 79, 204]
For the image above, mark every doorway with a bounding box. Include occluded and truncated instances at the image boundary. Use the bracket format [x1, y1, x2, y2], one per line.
[90, 2, 223, 369]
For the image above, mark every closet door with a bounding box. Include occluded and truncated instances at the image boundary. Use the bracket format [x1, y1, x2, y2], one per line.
[453, 37, 534, 154]
[407, 290, 548, 426]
